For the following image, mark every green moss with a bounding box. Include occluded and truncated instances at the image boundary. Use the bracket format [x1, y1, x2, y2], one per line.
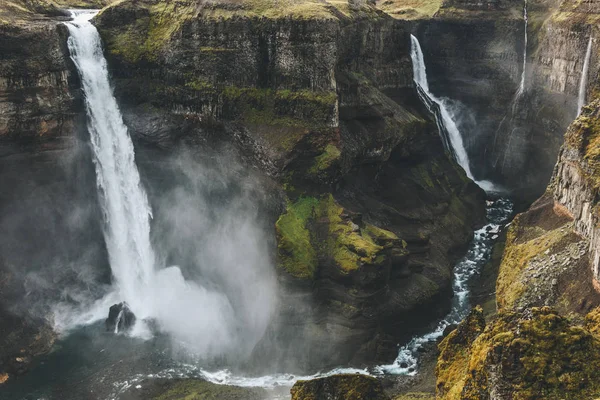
[275, 194, 400, 277]
[291, 374, 388, 400]
[309, 144, 341, 174]
[150, 379, 266, 400]
[275, 196, 319, 279]
[437, 307, 600, 400]
[100, 0, 197, 63]
[220, 87, 337, 130]
[377, 0, 442, 20]
[496, 214, 571, 310]
[392, 394, 434, 400]
[319, 195, 387, 273]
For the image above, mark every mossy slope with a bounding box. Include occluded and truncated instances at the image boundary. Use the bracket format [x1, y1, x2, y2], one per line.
[291, 374, 389, 400]
[437, 306, 600, 399]
[275, 194, 403, 279]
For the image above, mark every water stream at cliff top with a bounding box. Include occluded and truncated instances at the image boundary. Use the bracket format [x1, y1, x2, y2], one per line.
[578, 36, 593, 116]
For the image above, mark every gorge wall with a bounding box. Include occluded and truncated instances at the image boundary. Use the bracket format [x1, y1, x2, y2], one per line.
[93, 0, 487, 370]
[2, 0, 600, 386]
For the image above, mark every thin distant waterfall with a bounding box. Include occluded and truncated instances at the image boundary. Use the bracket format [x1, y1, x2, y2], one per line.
[410, 34, 474, 180]
[515, 0, 528, 100]
[578, 36, 593, 116]
[66, 11, 156, 315]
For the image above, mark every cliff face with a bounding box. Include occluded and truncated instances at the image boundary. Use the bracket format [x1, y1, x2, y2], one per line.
[436, 306, 600, 399]
[94, 0, 486, 370]
[443, 28, 600, 399]
[386, 0, 599, 205]
[0, 2, 108, 380]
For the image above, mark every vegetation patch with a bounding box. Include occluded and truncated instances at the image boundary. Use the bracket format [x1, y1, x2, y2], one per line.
[309, 144, 341, 175]
[437, 307, 600, 399]
[275, 194, 400, 278]
[275, 196, 320, 279]
[496, 213, 571, 310]
[377, 0, 443, 20]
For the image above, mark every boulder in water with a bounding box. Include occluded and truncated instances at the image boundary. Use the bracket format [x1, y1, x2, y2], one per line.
[105, 302, 136, 333]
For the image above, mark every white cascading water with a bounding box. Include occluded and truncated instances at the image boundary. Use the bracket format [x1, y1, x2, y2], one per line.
[515, 0, 528, 100]
[410, 34, 473, 180]
[578, 36, 593, 116]
[64, 11, 249, 354]
[66, 10, 156, 319]
[62, 10, 512, 393]
[410, 35, 498, 193]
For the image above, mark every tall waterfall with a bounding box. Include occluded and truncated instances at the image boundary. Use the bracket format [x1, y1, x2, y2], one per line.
[515, 0, 528, 99]
[410, 34, 474, 180]
[66, 11, 156, 315]
[64, 11, 275, 358]
[578, 36, 593, 116]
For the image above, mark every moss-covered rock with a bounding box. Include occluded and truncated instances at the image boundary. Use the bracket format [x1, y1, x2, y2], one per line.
[118, 378, 267, 400]
[291, 374, 389, 400]
[437, 307, 600, 399]
[275, 194, 402, 279]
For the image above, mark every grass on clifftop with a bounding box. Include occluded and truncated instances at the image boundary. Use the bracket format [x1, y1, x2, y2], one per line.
[377, 0, 442, 20]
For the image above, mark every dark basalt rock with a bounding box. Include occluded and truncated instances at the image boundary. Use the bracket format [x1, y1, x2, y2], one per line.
[291, 374, 389, 400]
[105, 302, 136, 333]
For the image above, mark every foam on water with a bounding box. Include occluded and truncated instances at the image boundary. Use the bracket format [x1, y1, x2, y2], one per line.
[376, 198, 513, 375]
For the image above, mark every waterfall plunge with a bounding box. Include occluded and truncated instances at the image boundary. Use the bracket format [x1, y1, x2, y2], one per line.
[66, 10, 156, 320]
[410, 34, 473, 179]
[515, 0, 528, 100]
[410, 35, 497, 193]
[578, 36, 593, 116]
[64, 11, 271, 357]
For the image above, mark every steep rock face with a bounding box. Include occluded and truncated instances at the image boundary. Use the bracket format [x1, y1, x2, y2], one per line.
[0, 3, 105, 381]
[554, 98, 600, 283]
[390, 0, 599, 205]
[436, 306, 600, 399]
[494, 100, 600, 314]
[95, 0, 486, 369]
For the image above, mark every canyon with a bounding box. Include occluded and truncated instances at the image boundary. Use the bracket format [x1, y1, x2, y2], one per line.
[1, 0, 600, 399]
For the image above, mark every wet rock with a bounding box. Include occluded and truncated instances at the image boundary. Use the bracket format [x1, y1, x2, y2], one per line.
[291, 374, 389, 400]
[105, 302, 136, 333]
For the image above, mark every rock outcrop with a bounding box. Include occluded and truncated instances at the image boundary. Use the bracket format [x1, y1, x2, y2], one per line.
[291, 374, 389, 400]
[105, 302, 136, 333]
[436, 306, 600, 399]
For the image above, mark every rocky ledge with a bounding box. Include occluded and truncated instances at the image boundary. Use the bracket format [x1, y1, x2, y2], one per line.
[437, 306, 600, 399]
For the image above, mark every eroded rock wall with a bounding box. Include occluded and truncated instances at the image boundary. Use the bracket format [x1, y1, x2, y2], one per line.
[94, 0, 486, 370]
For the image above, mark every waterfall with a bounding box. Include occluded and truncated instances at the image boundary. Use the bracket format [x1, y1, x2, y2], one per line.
[64, 11, 274, 359]
[578, 36, 593, 116]
[515, 0, 528, 99]
[410, 34, 473, 180]
[66, 11, 156, 316]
